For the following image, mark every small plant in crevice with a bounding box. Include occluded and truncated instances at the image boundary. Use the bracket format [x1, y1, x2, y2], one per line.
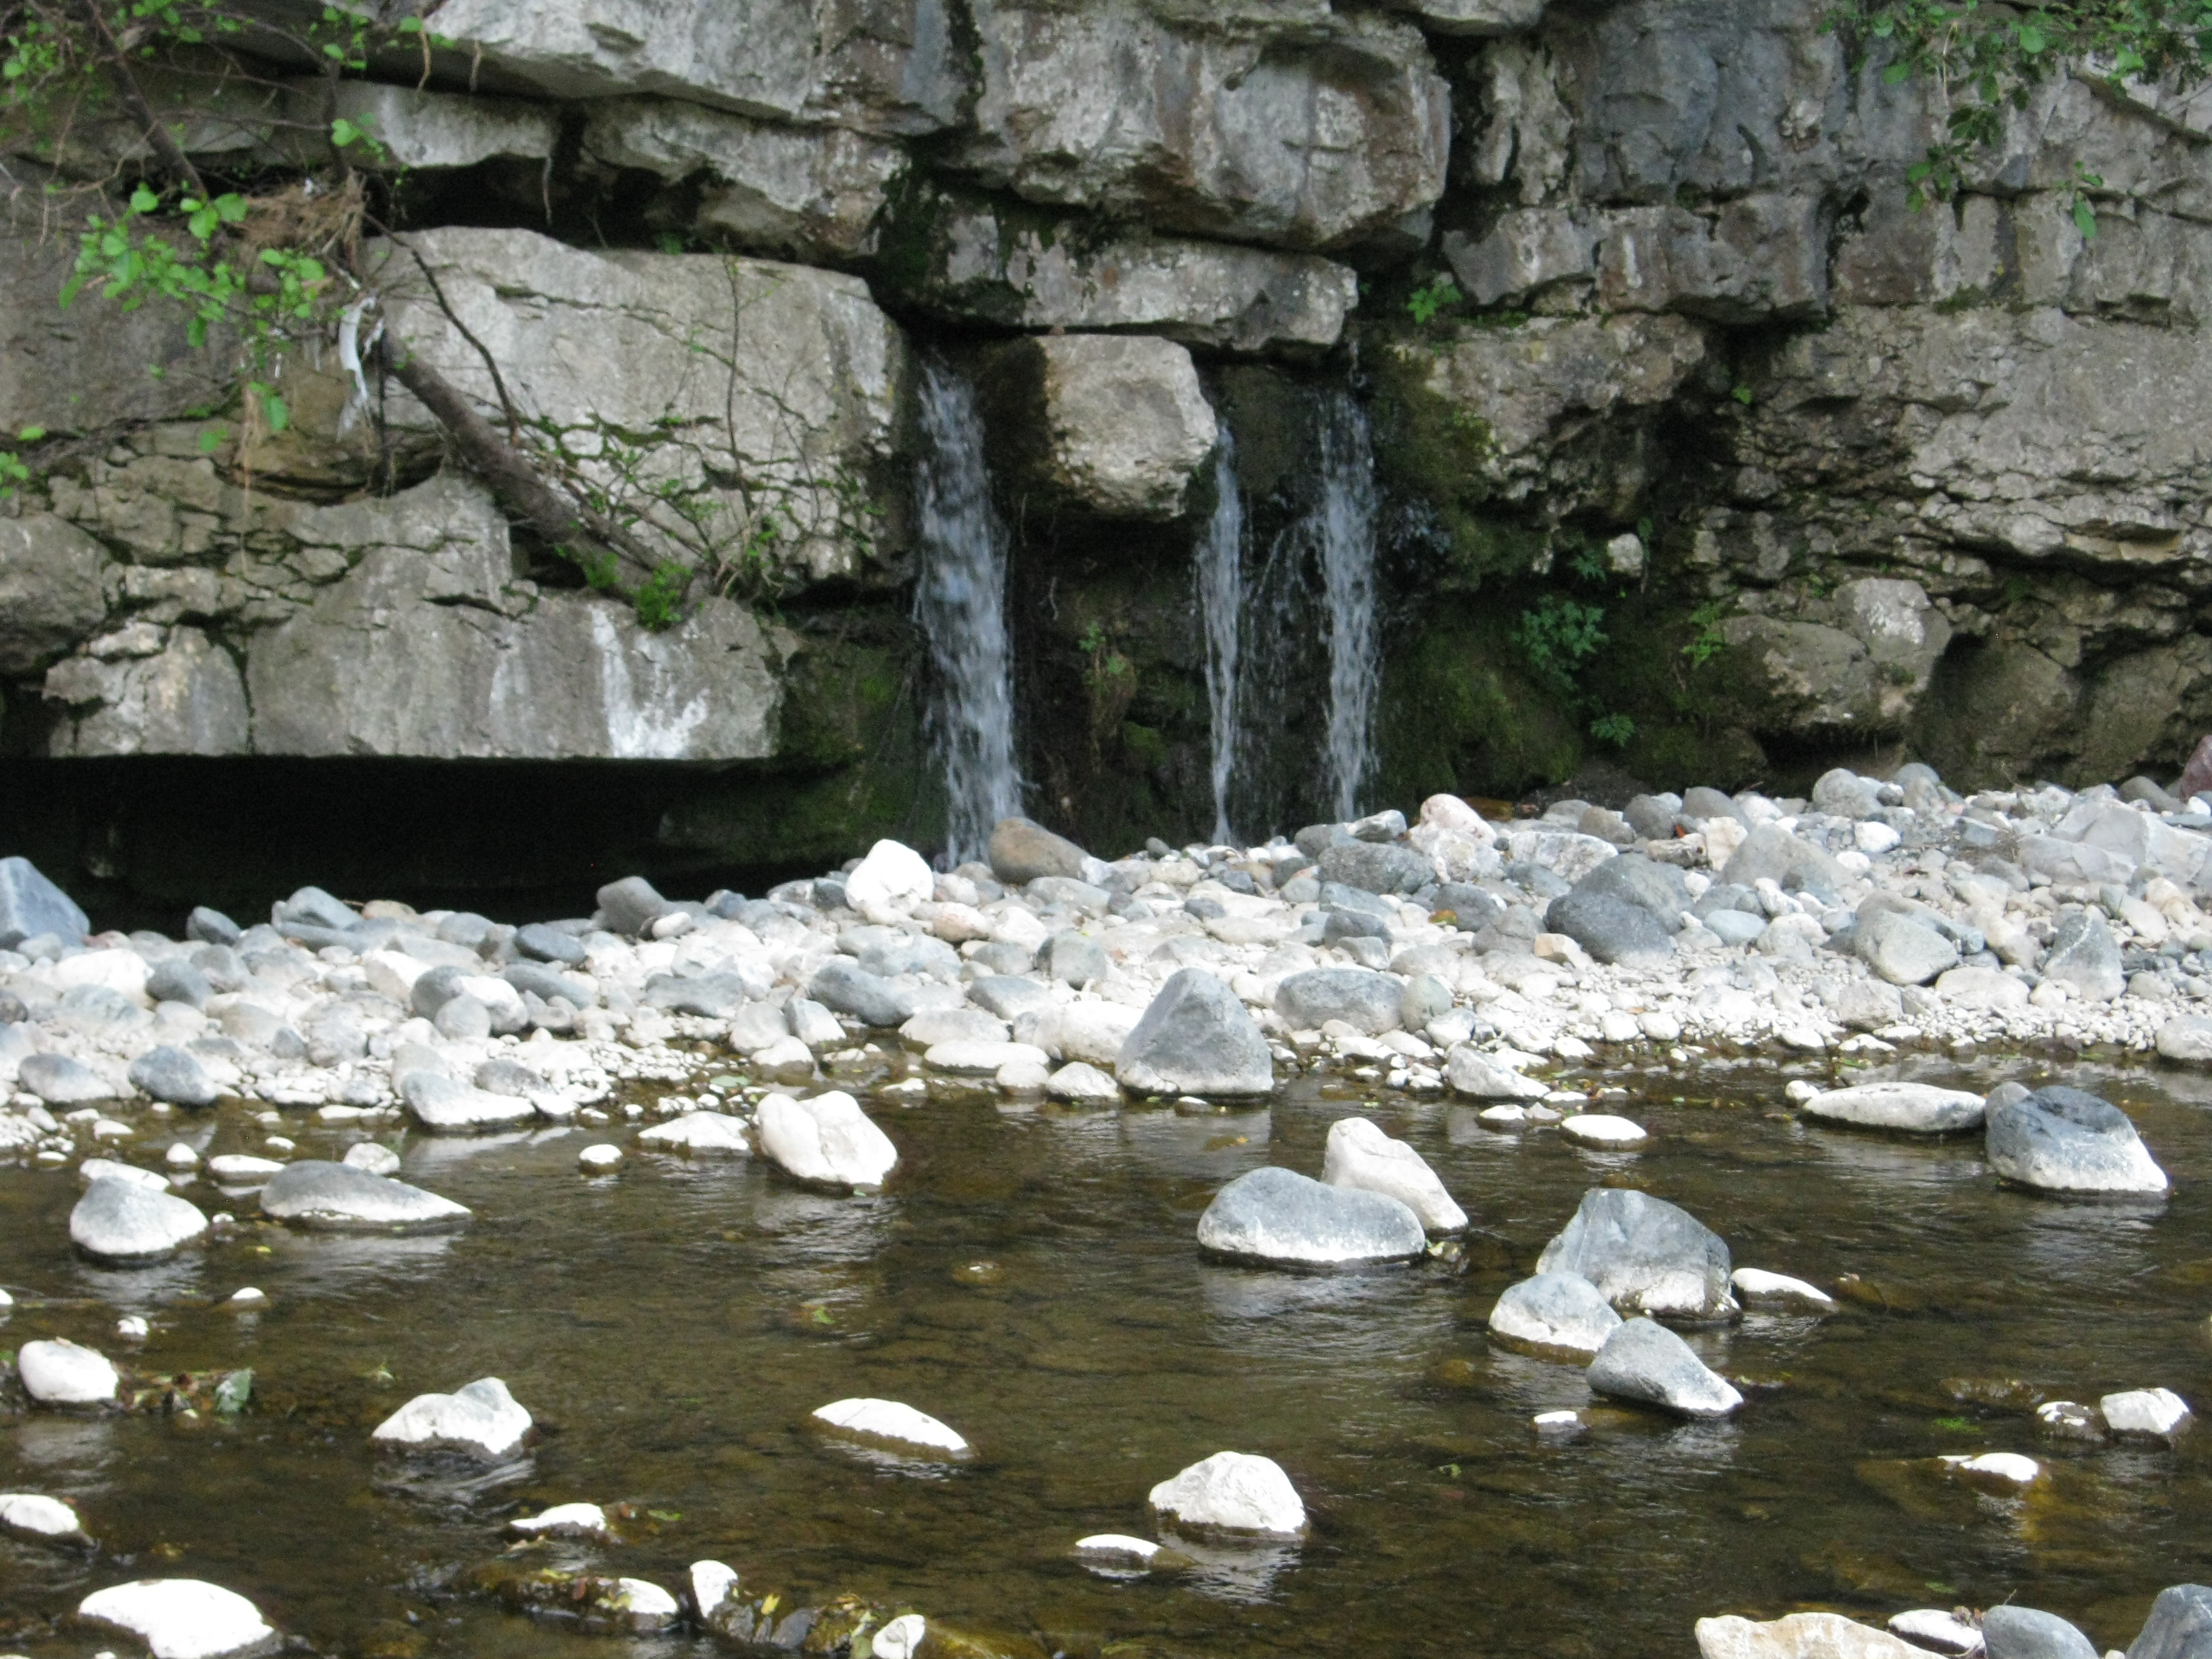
[1589, 711, 1637, 748]
[1514, 591, 1607, 699]
[1406, 272, 1463, 328]
[1076, 618, 1136, 753]
[1681, 598, 1731, 668]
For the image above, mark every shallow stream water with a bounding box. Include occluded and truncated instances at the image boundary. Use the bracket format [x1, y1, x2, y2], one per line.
[5, 1051, 2212, 1658]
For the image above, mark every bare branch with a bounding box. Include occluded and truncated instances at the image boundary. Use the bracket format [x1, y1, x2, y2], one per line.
[61, 0, 206, 195]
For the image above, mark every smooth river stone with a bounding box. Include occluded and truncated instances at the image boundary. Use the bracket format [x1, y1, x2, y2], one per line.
[1798, 1081, 1985, 1133]
[16, 1338, 120, 1405]
[811, 1397, 970, 1456]
[78, 1579, 275, 1659]
[70, 1176, 208, 1261]
[259, 1161, 471, 1230]
[1147, 1450, 1305, 1536]
[371, 1377, 532, 1459]
[1195, 1165, 1426, 1267]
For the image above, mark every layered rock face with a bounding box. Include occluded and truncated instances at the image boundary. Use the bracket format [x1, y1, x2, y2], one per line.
[3, 0, 2209, 890]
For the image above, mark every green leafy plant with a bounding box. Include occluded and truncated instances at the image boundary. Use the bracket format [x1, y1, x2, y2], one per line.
[0, 424, 40, 500]
[1682, 598, 1731, 668]
[1514, 592, 1608, 698]
[1822, 1, 2210, 231]
[1406, 272, 1463, 327]
[1589, 711, 1637, 747]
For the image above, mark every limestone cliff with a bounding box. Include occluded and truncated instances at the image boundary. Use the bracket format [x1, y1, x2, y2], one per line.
[2, 0, 2208, 893]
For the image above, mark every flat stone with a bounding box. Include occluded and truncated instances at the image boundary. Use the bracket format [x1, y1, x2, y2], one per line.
[900, 1007, 1010, 1047]
[988, 816, 1093, 884]
[2157, 1015, 2212, 1063]
[2102, 1386, 2192, 1439]
[1695, 1612, 1926, 1659]
[1587, 1317, 1742, 1418]
[71, 1176, 208, 1261]
[808, 959, 916, 1027]
[1446, 1048, 1548, 1099]
[578, 1144, 623, 1171]
[1986, 1085, 2168, 1196]
[79, 1158, 167, 1190]
[1560, 1113, 1648, 1147]
[1195, 1164, 1426, 1267]
[1535, 1187, 1735, 1321]
[811, 1396, 970, 1456]
[1800, 1081, 1985, 1134]
[1147, 1450, 1305, 1537]
[19, 1052, 114, 1104]
[1488, 1270, 1622, 1358]
[1857, 910, 1959, 985]
[1544, 890, 1674, 967]
[259, 1161, 471, 1230]
[400, 1071, 536, 1133]
[1275, 968, 1403, 1036]
[1118, 968, 1275, 1096]
[17, 1337, 119, 1404]
[924, 1039, 1050, 1075]
[1073, 1534, 1161, 1564]
[208, 1155, 287, 1182]
[1885, 1610, 1983, 1656]
[509, 1503, 609, 1538]
[637, 1111, 752, 1155]
[1317, 840, 1433, 896]
[0, 1491, 87, 1541]
[78, 1579, 275, 1659]
[1730, 1268, 1835, 1311]
[371, 1376, 532, 1459]
[1934, 965, 2029, 1010]
[1942, 1451, 2040, 1484]
[2042, 908, 2127, 1001]
[1321, 1115, 1466, 1232]
[756, 1091, 897, 1188]
[1045, 1061, 1122, 1104]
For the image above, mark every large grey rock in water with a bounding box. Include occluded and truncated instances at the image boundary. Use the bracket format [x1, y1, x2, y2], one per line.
[1800, 1081, 1985, 1134]
[70, 1175, 209, 1261]
[1544, 890, 1674, 966]
[988, 816, 1093, 884]
[1488, 1271, 1623, 1358]
[1980, 1606, 2098, 1659]
[1535, 1187, 1735, 1320]
[401, 1071, 537, 1133]
[1118, 968, 1274, 1096]
[2130, 1584, 2212, 1658]
[1986, 1086, 2168, 1196]
[1322, 1116, 1465, 1232]
[2042, 908, 2127, 1001]
[1196, 1165, 1426, 1267]
[808, 959, 916, 1028]
[1317, 839, 1433, 896]
[128, 1045, 220, 1108]
[0, 856, 89, 945]
[1586, 1318, 1742, 1418]
[372, 1376, 533, 1460]
[260, 1161, 471, 1231]
[1274, 968, 1403, 1035]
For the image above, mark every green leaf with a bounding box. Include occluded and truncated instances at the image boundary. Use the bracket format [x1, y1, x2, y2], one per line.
[17, 425, 44, 441]
[261, 390, 289, 433]
[2073, 196, 2098, 238]
[331, 117, 361, 148]
[2017, 22, 2046, 53]
[397, 15, 422, 28]
[129, 184, 158, 213]
[198, 427, 226, 453]
[213, 1369, 253, 1414]
[646, 1509, 681, 1523]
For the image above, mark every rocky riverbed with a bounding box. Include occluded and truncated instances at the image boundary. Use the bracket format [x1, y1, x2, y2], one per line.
[5, 764, 2212, 1657]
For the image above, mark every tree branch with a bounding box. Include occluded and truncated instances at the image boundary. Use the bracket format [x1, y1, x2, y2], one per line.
[62, 0, 206, 195]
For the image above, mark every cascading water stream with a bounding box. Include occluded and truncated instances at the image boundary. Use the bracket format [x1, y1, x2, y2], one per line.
[1317, 392, 1380, 820]
[1195, 434, 1245, 846]
[912, 358, 1021, 865]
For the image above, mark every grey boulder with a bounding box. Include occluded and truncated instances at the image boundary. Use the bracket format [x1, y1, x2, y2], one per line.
[1317, 840, 1432, 896]
[1535, 1187, 1735, 1321]
[145, 959, 212, 1008]
[1273, 968, 1403, 1035]
[0, 856, 89, 945]
[185, 905, 242, 945]
[808, 959, 916, 1028]
[401, 1071, 537, 1133]
[988, 816, 1092, 884]
[127, 1045, 220, 1108]
[1116, 968, 1274, 1096]
[515, 922, 588, 965]
[2042, 908, 2127, 1001]
[1196, 1165, 1426, 1267]
[70, 1175, 209, 1261]
[1857, 910, 1959, 986]
[19, 1053, 113, 1105]
[1042, 930, 1108, 988]
[595, 874, 669, 936]
[1980, 1606, 2097, 1659]
[1488, 1270, 1623, 1358]
[1586, 1317, 1742, 1418]
[2130, 1584, 2212, 1658]
[260, 1160, 471, 1230]
[1570, 853, 1691, 931]
[1987, 1086, 2168, 1196]
[1719, 823, 1849, 892]
[1544, 890, 1674, 967]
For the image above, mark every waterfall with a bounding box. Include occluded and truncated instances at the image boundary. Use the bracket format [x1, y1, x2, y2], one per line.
[1195, 435, 1244, 845]
[913, 358, 1020, 865]
[1318, 391, 1379, 820]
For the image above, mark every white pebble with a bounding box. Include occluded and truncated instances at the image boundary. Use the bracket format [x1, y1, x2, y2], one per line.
[578, 1144, 623, 1172]
[1941, 1451, 2040, 1484]
[115, 1316, 149, 1339]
